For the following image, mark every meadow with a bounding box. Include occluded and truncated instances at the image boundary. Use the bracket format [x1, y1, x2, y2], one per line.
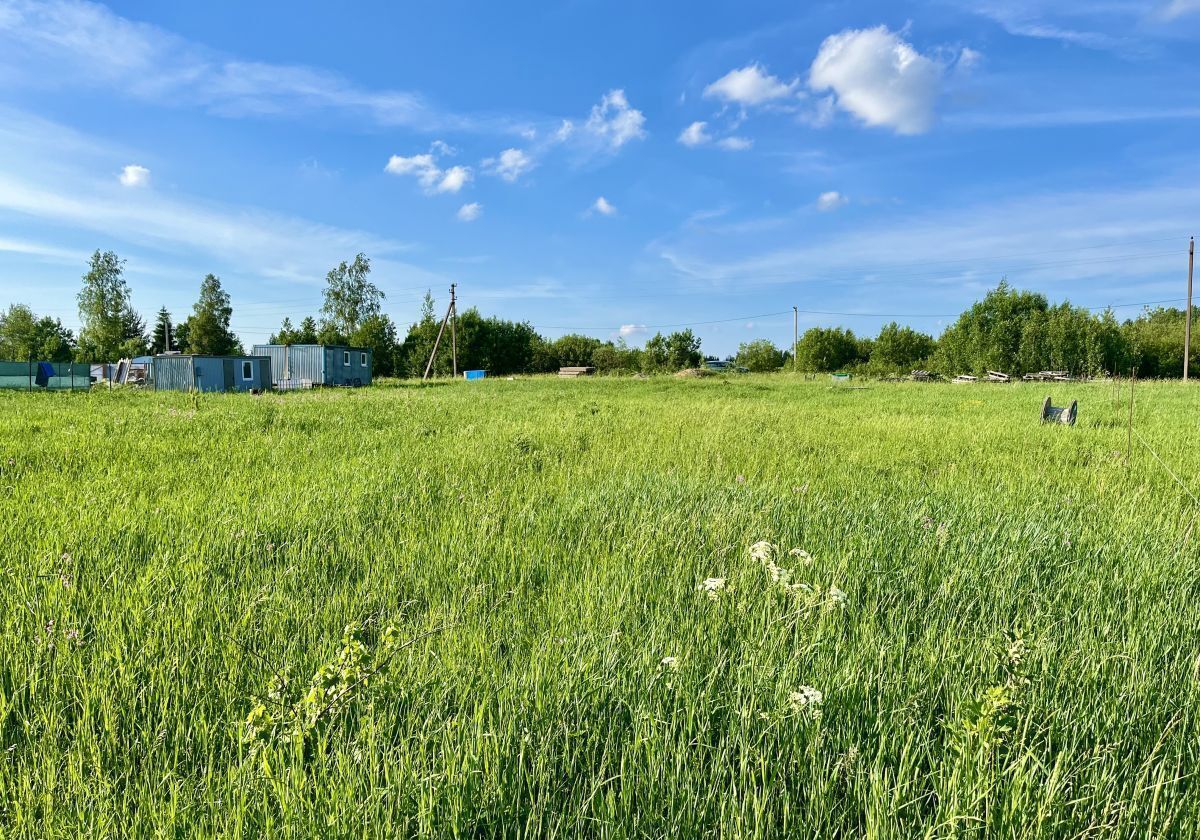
[1, 376, 1198, 838]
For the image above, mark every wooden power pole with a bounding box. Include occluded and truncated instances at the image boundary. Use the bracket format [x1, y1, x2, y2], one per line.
[793, 306, 798, 372]
[1187, 237, 1195, 382]
[422, 283, 459, 381]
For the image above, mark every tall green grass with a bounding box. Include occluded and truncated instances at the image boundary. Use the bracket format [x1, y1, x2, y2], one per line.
[1, 376, 1197, 838]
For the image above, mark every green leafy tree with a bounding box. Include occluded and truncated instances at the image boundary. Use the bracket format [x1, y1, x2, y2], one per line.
[736, 338, 784, 372]
[270, 316, 321, 345]
[552, 334, 602, 367]
[871, 322, 935, 371]
[795, 327, 860, 371]
[77, 250, 145, 360]
[665, 329, 703, 370]
[0, 305, 75, 361]
[350, 313, 400, 377]
[321, 253, 382, 339]
[183, 274, 240, 355]
[592, 339, 640, 374]
[641, 333, 669, 372]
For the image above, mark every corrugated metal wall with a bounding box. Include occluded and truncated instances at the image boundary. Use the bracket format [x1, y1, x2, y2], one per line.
[154, 356, 272, 392]
[251, 345, 370, 386]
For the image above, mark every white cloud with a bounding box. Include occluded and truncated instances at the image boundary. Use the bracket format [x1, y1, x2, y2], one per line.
[384, 143, 471, 194]
[1160, 0, 1200, 18]
[957, 47, 983, 71]
[483, 147, 534, 182]
[809, 26, 943, 135]
[584, 89, 646, 150]
[591, 196, 617, 216]
[678, 122, 752, 151]
[437, 165, 471, 193]
[651, 172, 1200, 326]
[678, 121, 711, 147]
[119, 164, 150, 187]
[704, 64, 796, 106]
[619, 324, 647, 337]
[716, 136, 753, 151]
[456, 202, 482, 222]
[0, 0, 523, 135]
[384, 153, 440, 187]
[816, 191, 849, 211]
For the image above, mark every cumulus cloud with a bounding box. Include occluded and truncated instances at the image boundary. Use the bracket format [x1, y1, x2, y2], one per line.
[384, 143, 471, 194]
[119, 164, 150, 187]
[456, 202, 482, 221]
[816, 191, 849, 211]
[619, 324, 647, 337]
[716, 136, 753, 151]
[809, 26, 942, 135]
[483, 147, 534, 182]
[704, 63, 796, 106]
[591, 196, 617, 216]
[678, 121, 711, 147]
[583, 89, 646, 150]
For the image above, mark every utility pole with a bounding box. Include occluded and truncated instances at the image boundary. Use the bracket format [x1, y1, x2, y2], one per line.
[1187, 237, 1195, 382]
[450, 283, 458, 378]
[793, 306, 798, 372]
[422, 283, 459, 381]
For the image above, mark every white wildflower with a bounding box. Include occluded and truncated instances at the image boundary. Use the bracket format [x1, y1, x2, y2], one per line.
[749, 541, 776, 563]
[660, 656, 680, 671]
[788, 548, 814, 566]
[788, 685, 824, 718]
[828, 586, 848, 608]
[698, 577, 727, 600]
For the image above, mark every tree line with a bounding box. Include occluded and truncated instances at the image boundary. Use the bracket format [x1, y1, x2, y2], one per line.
[0, 254, 1194, 378]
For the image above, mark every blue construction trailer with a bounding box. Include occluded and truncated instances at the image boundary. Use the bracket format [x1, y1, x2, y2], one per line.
[250, 344, 372, 388]
[153, 355, 273, 393]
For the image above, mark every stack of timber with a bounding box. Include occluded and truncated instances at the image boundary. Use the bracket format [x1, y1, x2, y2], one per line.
[558, 366, 596, 378]
[910, 370, 937, 381]
[985, 370, 1010, 382]
[952, 374, 978, 384]
[1023, 370, 1072, 382]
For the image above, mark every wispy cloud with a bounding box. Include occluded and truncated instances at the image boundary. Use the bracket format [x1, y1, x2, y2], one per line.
[815, 191, 848, 211]
[0, 0, 528, 134]
[0, 108, 436, 296]
[651, 173, 1200, 318]
[456, 202, 483, 222]
[482, 148, 534, 182]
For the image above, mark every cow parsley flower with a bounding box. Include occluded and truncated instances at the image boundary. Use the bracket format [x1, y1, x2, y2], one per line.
[660, 656, 680, 671]
[789, 685, 824, 719]
[788, 548, 813, 566]
[749, 541, 776, 563]
[698, 577, 727, 600]
[828, 586, 848, 608]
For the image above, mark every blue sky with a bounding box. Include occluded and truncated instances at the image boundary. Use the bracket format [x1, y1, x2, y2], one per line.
[0, 0, 1198, 355]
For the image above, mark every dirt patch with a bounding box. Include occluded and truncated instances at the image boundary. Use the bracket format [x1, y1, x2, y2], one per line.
[675, 368, 717, 378]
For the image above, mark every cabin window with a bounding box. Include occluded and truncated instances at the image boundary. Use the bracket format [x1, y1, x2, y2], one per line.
[343, 350, 350, 366]
[241, 361, 253, 381]
[360, 352, 367, 366]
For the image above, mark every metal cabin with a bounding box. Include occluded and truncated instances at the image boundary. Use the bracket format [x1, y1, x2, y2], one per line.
[250, 344, 372, 388]
[153, 355, 273, 393]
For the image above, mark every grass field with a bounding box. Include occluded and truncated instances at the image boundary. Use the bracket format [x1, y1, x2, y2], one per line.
[2, 376, 1198, 838]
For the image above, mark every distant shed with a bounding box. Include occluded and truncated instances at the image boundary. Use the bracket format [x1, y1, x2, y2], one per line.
[153, 355, 272, 393]
[251, 344, 372, 387]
